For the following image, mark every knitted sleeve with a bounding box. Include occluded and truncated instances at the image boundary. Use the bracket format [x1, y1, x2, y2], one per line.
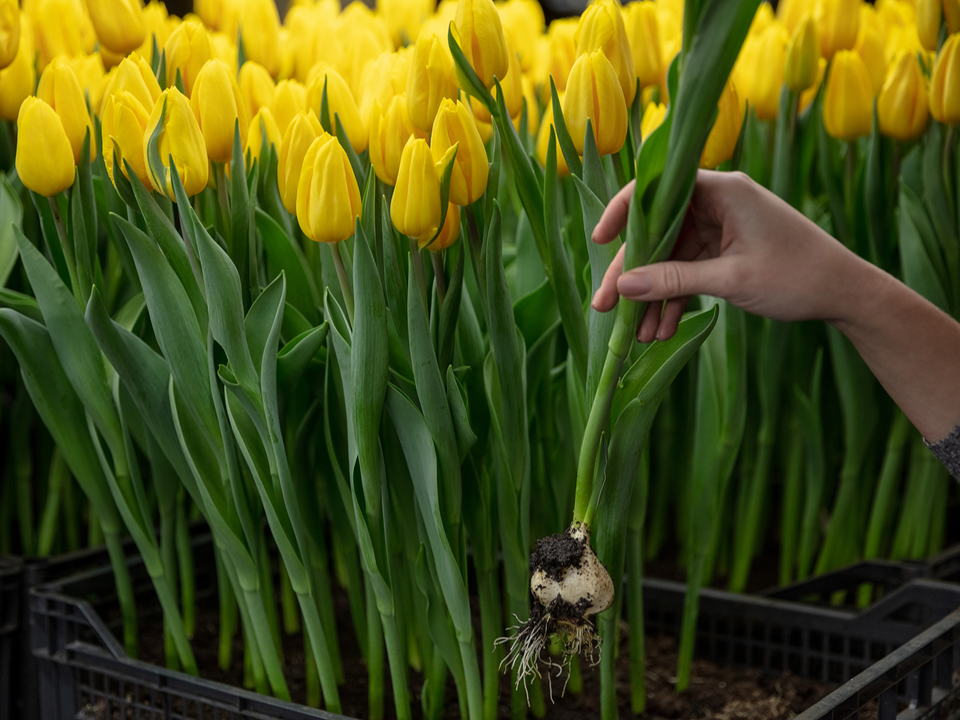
[926, 424, 960, 480]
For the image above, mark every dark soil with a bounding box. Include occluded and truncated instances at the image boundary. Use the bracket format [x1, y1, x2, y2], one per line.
[136, 583, 838, 720]
[530, 532, 584, 582]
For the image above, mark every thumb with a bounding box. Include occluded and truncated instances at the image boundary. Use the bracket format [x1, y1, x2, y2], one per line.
[616, 258, 735, 302]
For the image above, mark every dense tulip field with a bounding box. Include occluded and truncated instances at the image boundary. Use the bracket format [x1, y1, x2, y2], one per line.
[0, 0, 958, 717]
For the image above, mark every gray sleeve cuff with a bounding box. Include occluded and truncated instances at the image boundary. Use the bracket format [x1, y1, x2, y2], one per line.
[925, 424, 960, 480]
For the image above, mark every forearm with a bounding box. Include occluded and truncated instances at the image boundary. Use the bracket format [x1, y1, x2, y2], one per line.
[830, 255, 960, 443]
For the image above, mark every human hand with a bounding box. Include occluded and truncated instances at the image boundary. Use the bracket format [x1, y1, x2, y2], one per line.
[590, 170, 870, 342]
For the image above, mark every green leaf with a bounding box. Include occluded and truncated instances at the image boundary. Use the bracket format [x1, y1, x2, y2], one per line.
[257, 208, 319, 323]
[277, 323, 328, 390]
[335, 113, 367, 190]
[549, 78, 582, 179]
[900, 188, 951, 312]
[437, 241, 464, 374]
[0, 174, 23, 287]
[445, 365, 476, 463]
[447, 23, 495, 114]
[0, 288, 42, 323]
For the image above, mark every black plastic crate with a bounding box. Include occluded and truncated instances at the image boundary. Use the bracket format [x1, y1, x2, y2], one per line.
[30, 534, 960, 720]
[0, 556, 22, 720]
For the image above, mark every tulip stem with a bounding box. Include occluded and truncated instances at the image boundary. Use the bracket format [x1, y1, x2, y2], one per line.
[330, 242, 354, 323]
[48, 195, 82, 307]
[215, 163, 232, 248]
[408, 236, 427, 308]
[431, 251, 447, 309]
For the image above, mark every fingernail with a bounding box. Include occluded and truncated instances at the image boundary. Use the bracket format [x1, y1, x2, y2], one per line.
[618, 273, 652, 297]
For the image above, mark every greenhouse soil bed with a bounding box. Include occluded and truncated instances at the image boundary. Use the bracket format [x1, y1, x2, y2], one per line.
[134, 589, 834, 720]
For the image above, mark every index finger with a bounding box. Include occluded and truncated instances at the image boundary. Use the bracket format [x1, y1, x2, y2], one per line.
[591, 180, 636, 245]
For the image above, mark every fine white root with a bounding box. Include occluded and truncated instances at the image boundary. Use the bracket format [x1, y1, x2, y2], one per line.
[496, 523, 614, 700]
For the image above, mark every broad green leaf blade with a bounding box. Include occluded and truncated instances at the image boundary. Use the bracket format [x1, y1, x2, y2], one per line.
[0, 175, 23, 287]
[550, 78, 582, 179]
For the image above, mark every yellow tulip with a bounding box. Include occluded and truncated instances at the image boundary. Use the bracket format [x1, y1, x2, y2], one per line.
[378, 0, 434, 45]
[918, 0, 942, 51]
[61, 53, 107, 117]
[337, 6, 392, 101]
[777, 0, 808, 34]
[784, 14, 821, 92]
[136, 2, 174, 64]
[817, 0, 860, 60]
[296, 134, 362, 244]
[947, 0, 960, 35]
[405, 31, 459, 135]
[306, 65, 367, 154]
[800, 57, 827, 112]
[271, 79, 307, 137]
[369, 95, 416, 186]
[575, 0, 636, 107]
[453, 0, 509, 90]
[855, 8, 888, 94]
[498, 0, 545, 72]
[102, 90, 151, 187]
[194, 0, 225, 31]
[931, 33, 960, 124]
[99, 53, 162, 118]
[88, 0, 145, 55]
[747, 23, 789, 120]
[37, 59, 96, 163]
[701, 82, 744, 169]
[246, 107, 282, 167]
[0, 21, 34, 121]
[391, 137, 442, 244]
[278, 111, 324, 213]
[749, 2, 776, 38]
[431, 203, 461, 251]
[163, 18, 214, 97]
[472, 35, 522, 122]
[640, 101, 666, 140]
[144, 86, 209, 199]
[536, 103, 570, 177]
[0, 0, 19, 70]
[358, 51, 403, 130]
[823, 49, 874, 140]
[547, 18, 578, 92]
[878, 51, 929, 140]
[239, 0, 282, 78]
[563, 49, 628, 157]
[623, 1, 661, 90]
[239, 62, 276, 121]
[15, 97, 76, 196]
[209, 32, 239, 78]
[431, 98, 489, 206]
[32, 0, 95, 69]
[190, 59, 248, 164]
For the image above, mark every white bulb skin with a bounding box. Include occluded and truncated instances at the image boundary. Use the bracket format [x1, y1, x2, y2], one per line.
[530, 523, 615, 618]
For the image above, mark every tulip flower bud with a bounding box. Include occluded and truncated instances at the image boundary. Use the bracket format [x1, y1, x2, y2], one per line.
[271, 79, 307, 136]
[878, 51, 930, 140]
[0, 21, 34, 121]
[536, 104, 570, 177]
[701, 82, 744, 168]
[563, 49, 628, 157]
[471, 36, 523, 123]
[431, 98, 489, 206]
[239, 62, 276, 121]
[918, 0, 942, 51]
[164, 19, 214, 97]
[136, 2, 173, 64]
[369, 95, 416, 186]
[800, 57, 827, 112]
[100, 53, 162, 118]
[37, 59, 96, 163]
[296, 134, 362, 245]
[748, 23, 789, 120]
[749, 3, 775, 38]
[547, 18, 578, 93]
[855, 9, 888, 94]
[931, 33, 960, 125]
[103, 90, 151, 187]
[15, 97, 76, 197]
[784, 14, 820, 92]
[239, 0, 282, 78]
[33, 0, 96, 69]
[144, 87, 209, 199]
[623, 1, 661, 90]
[190, 59, 248, 164]
[823, 49, 874, 140]
[278, 111, 324, 213]
[947, 0, 960, 35]
[391, 137, 442, 244]
[88, 0, 145, 55]
[246, 107, 282, 167]
[0, 0, 19, 70]
[453, 0, 509, 90]
[337, 7, 392, 101]
[432, 203, 461, 251]
[378, 0, 433, 46]
[405, 32, 459, 135]
[62, 53, 107, 117]
[817, 0, 860, 60]
[640, 101, 666, 140]
[306, 65, 367, 154]
[575, 0, 637, 107]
